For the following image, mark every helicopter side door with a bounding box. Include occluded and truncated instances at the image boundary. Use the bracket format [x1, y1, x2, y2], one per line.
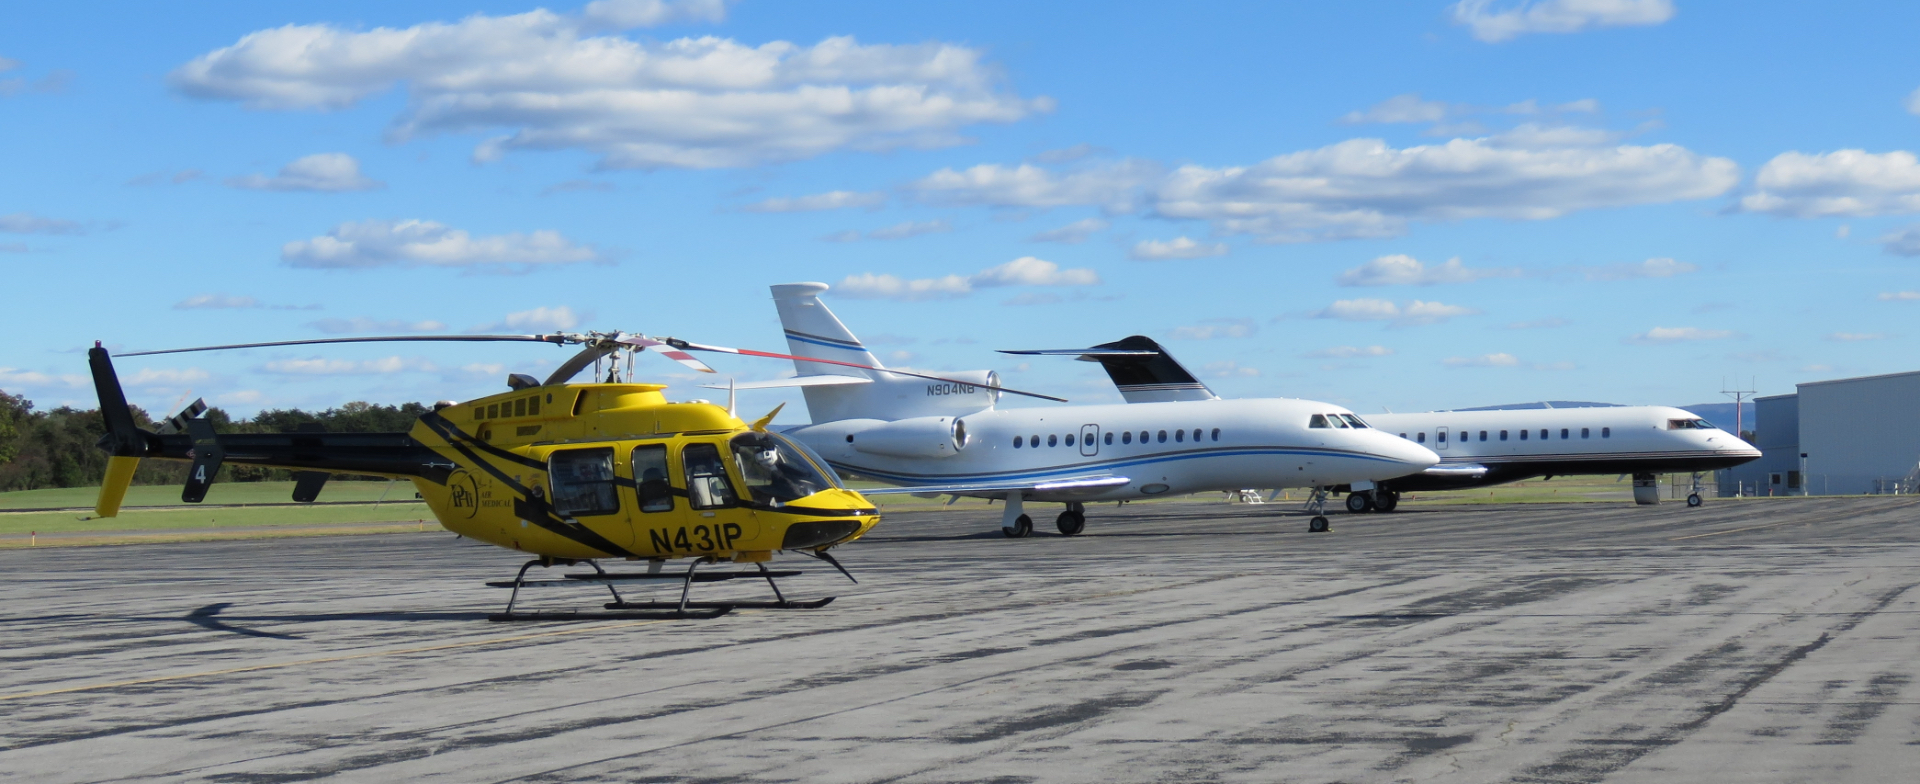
[546, 446, 630, 546]
[642, 441, 752, 557]
[628, 443, 682, 552]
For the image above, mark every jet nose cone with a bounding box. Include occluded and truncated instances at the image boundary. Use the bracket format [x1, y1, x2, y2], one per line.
[1377, 432, 1440, 472]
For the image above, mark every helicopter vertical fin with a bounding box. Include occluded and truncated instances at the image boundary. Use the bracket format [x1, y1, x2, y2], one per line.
[95, 456, 140, 518]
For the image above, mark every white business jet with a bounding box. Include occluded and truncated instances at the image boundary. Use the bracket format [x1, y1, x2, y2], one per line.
[1006, 336, 1761, 512]
[722, 283, 1439, 537]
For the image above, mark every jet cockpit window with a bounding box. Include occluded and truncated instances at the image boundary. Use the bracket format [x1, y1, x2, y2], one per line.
[730, 432, 832, 505]
[1327, 414, 1350, 428]
[549, 447, 620, 518]
[1668, 419, 1694, 430]
[1309, 414, 1330, 428]
[1340, 414, 1368, 428]
[1694, 419, 1716, 430]
[683, 442, 738, 510]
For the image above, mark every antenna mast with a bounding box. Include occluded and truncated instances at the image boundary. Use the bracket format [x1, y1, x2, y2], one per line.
[1722, 376, 1757, 437]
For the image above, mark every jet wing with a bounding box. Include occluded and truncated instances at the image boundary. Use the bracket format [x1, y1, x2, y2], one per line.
[858, 474, 1132, 498]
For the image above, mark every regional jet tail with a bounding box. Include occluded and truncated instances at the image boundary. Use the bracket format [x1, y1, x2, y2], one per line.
[1007, 337, 1761, 510]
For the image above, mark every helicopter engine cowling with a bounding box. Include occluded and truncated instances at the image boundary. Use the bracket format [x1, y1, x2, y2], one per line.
[846, 415, 970, 459]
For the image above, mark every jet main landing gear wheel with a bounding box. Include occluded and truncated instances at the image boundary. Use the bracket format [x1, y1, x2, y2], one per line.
[1345, 492, 1374, 513]
[1002, 514, 1033, 538]
[1373, 491, 1399, 512]
[1687, 493, 1703, 507]
[1308, 515, 1331, 533]
[1056, 510, 1086, 536]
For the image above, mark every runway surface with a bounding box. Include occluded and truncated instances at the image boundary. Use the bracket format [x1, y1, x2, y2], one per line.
[2, 497, 1917, 783]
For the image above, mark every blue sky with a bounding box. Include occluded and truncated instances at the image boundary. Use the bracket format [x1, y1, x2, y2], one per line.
[4, 0, 1917, 423]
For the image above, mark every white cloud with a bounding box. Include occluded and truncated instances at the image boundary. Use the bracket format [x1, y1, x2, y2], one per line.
[227, 153, 383, 192]
[865, 219, 951, 240]
[1740, 150, 1920, 218]
[1155, 132, 1737, 242]
[1306, 345, 1393, 358]
[911, 160, 1158, 211]
[1131, 236, 1228, 260]
[124, 367, 211, 387]
[1029, 217, 1108, 244]
[0, 212, 86, 235]
[1314, 298, 1479, 326]
[1201, 360, 1260, 378]
[835, 256, 1099, 301]
[1451, 0, 1675, 43]
[743, 190, 885, 213]
[1337, 254, 1519, 286]
[1580, 256, 1698, 280]
[1168, 318, 1257, 340]
[578, 0, 730, 29]
[175, 294, 260, 310]
[0, 367, 87, 388]
[1624, 326, 1736, 345]
[1880, 226, 1920, 256]
[307, 317, 447, 334]
[261, 356, 439, 375]
[1341, 94, 1452, 125]
[1879, 291, 1920, 301]
[170, 10, 1048, 170]
[469, 306, 584, 333]
[282, 219, 599, 270]
[1826, 332, 1890, 342]
[1443, 353, 1522, 367]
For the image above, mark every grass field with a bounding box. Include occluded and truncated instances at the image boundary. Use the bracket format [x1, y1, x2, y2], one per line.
[2, 473, 1732, 549]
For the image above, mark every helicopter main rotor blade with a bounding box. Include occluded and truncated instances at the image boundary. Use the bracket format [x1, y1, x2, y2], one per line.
[663, 339, 1067, 403]
[120, 334, 573, 357]
[613, 336, 716, 373]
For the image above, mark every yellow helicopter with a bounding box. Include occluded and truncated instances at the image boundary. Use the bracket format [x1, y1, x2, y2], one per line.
[84, 330, 1001, 621]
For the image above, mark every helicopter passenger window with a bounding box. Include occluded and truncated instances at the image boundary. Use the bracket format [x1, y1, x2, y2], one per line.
[472, 406, 484, 421]
[549, 447, 620, 518]
[630, 444, 674, 513]
[731, 432, 831, 505]
[528, 396, 540, 416]
[1122, 431, 1133, 444]
[682, 442, 738, 510]
[488, 404, 500, 419]
[515, 398, 527, 417]
[1309, 414, 1330, 428]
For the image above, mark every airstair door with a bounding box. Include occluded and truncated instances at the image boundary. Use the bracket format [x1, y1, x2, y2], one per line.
[1080, 424, 1100, 456]
[1436, 426, 1450, 450]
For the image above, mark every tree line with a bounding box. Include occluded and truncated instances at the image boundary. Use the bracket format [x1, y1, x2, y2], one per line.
[0, 390, 429, 492]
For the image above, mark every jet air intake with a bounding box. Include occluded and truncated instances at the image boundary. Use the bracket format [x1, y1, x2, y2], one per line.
[847, 416, 969, 459]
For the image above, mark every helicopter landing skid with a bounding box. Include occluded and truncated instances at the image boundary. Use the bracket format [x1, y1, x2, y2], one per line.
[487, 557, 836, 621]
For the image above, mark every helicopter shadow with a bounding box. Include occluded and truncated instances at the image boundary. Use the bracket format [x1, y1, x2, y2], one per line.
[179, 603, 494, 639]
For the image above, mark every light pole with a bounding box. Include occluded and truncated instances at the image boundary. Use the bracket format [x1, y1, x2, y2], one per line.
[1800, 452, 1809, 496]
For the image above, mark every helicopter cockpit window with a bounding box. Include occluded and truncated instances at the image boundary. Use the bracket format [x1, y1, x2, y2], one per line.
[730, 432, 831, 505]
[630, 444, 674, 513]
[682, 442, 737, 510]
[549, 447, 620, 518]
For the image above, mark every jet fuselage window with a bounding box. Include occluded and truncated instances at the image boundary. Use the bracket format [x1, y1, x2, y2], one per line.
[1309, 414, 1330, 428]
[1157, 430, 1167, 443]
[1417, 432, 1426, 443]
[1479, 430, 1488, 441]
[1602, 427, 1611, 437]
[1122, 431, 1133, 444]
[1047, 434, 1058, 447]
[1581, 427, 1590, 438]
[1211, 427, 1221, 441]
[1065, 434, 1075, 447]
[1105, 432, 1114, 445]
[1438, 430, 1447, 443]
[1014, 436, 1023, 448]
[1539, 429, 1547, 440]
[1174, 430, 1183, 442]
[1500, 430, 1508, 441]
[1031, 434, 1040, 446]
[1520, 429, 1529, 441]
[1561, 428, 1569, 439]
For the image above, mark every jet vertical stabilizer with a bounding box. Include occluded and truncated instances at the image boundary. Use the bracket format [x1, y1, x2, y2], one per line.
[770, 282, 1000, 423]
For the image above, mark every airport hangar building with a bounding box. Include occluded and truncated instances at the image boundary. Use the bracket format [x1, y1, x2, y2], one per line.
[1720, 369, 1920, 496]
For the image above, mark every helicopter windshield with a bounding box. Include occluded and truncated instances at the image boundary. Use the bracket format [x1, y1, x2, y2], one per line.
[730, 432, 833, 505]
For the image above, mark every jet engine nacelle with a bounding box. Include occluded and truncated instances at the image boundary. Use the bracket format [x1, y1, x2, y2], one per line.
[846, 415, 971, 459]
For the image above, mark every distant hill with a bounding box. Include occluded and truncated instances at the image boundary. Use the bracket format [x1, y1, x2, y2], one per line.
[1677, 402, 1756, 434]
